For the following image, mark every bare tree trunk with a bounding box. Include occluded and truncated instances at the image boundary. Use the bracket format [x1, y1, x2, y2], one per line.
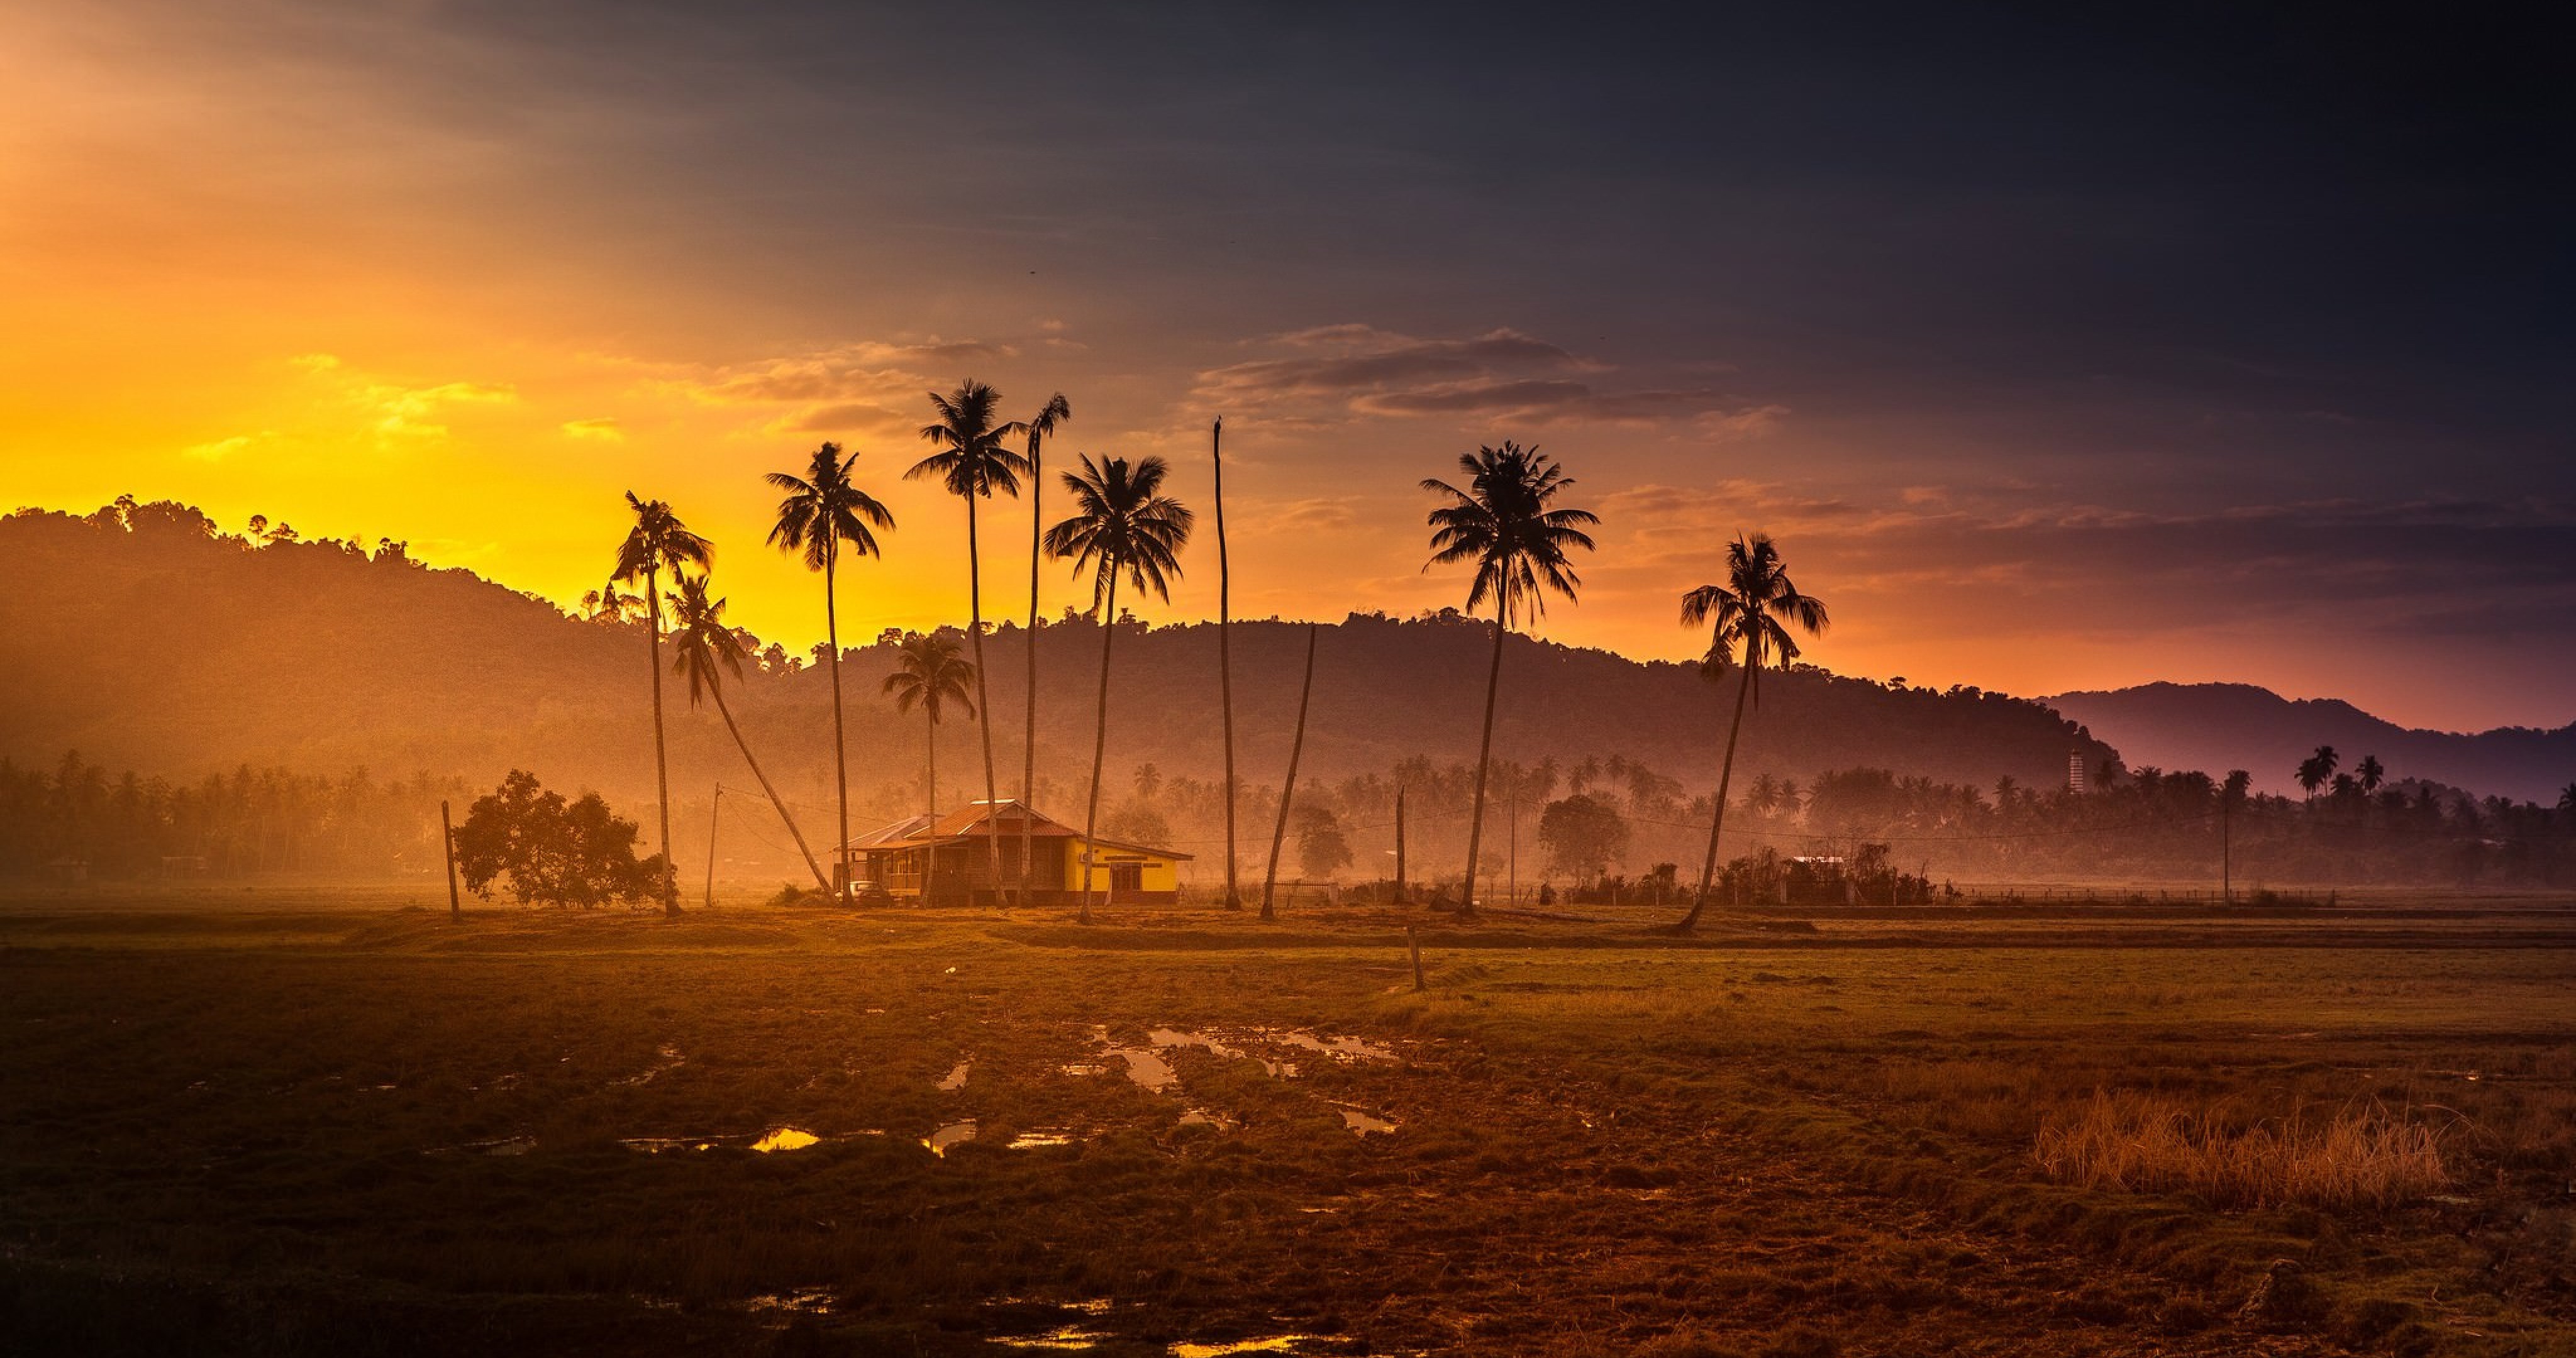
[704, 785, 721, 910]
[1078, 574, 1119, 925]
[645, 563, 679, 916]
[1457, 602, 1507, 919]
[1214, 417, 1240, 909]
[824, 539, 850, 899]
[1680, 641, 1757, 932]
[1394, 785, 1407, 903]
[712, 687, 829, 892]
[966, 500, 1002, 905]
[1260, 624, 1318, 921]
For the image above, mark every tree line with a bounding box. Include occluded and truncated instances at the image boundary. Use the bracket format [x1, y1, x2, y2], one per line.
[0, 752, 463, 881]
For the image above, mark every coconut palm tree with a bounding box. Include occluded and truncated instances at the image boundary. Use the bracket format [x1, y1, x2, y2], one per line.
[2356, 754, 2386, 797]
[1420, 442, 1597, 919]
[2297, 745, 2340, 797]
[1213, 417, 1241, 910]
[613, 492, 713, 916]
[883, 632, 977, 905]
[666, 573, 830, 893]
[909, 381, 1030, 903]
[765, 442, 896, 898]
[1045, 454, 1193, 924]
[2559, 782, 2576, 814]
[1674, 533, 1828, 932]
[1019, 392, 1070, 903]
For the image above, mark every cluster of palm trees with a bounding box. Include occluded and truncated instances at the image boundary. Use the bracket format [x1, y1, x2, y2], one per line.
[2296, 746, 2390, 800]
[611, 386, 1827, 931]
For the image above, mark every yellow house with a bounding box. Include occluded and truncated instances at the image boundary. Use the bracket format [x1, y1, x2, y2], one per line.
[843, 800, 1191, 906]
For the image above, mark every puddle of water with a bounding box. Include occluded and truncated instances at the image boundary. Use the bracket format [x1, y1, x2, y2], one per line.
[1008, 1128, 1079, 1150]
[1109, 1047, 1177, 1091]
[1269, 1030, 1396, 1063]
[997, 1328, 1112, 1350]
[1060, 1062, 1108, 1077]
[1173, 1339, 1316, 1357]
[1150, 1028, 1244, 1059]
[924, 1120, 979, 1156]
[1333, 1104, 1398, 1137]
[749, 1288, 836, 1314]
[1178, 1107, 1239, 1131]
[750, 1127, 820, 1153]
[616, 1043, 687, 1086]
[938, 1061, 971, 1092]
[622, 1136, 718, 1154]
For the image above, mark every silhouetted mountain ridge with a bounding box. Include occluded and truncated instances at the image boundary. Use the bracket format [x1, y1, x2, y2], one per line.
[6, 502, 2113, 816]
[2048, 682, 2573, 803]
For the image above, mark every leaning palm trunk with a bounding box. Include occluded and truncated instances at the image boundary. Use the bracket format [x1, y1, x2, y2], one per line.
[1680, 646, 1756, 932]
[1457, 603, 1507, 918]
[1259, 624, 1318, 921]
[1077, 575, 1119, 925]
[645, 563, 679, 916]
[711, 684, 830, 892]
[823, 539, 850, 898]
[966, 502, 1004, 903]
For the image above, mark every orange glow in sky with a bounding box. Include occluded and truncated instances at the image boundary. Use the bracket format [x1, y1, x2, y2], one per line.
[4, 3, 2566, 733]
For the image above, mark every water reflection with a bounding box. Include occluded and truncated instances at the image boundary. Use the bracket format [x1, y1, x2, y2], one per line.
[750, 1127, 819, 1153]
[924, 1119, 979, 1156]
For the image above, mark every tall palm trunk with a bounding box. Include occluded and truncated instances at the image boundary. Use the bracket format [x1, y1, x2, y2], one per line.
[1259, 624, 1318, 921]
[823, 539, 850, 899]
[1077, 574, 1119, 925]
[1680, 641, 1756, 932]
[1022, 445, 1042, 905]
[711, 683, 830, 892]
[1458, 602, 1507, 919]
[1215, 418, 1240, 909]
[965, 500, 1003, 903]
[923, 705, 938, 904]
[645, 562, 679, 916]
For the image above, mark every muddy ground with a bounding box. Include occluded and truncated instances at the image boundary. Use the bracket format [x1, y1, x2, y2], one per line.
[3, 891, 2573, 1356]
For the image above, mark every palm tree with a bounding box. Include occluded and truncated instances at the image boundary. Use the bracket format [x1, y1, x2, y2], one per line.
[765, 442, 896, 899]
[2559, 782, 2576, 814]
[2356, 754, 2386, 797]
[1420, 442, 1597, 919]
[883, 632, 976, 904]
[1213, 417, 1241, 910]
[1020, 392, 1070, 904]
[909, 380, 1030, 904]
[1045, 454, 1192, 924]
[1674, 534, 1828, 932]
[667, 573, 830, 893]
[614, 492, 713, 916]
[2297, 745, 2340, 797]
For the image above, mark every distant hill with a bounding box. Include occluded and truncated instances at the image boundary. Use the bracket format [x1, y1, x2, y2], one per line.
[3, 501, 2114, 826]
[2048, 682, 2575, 803]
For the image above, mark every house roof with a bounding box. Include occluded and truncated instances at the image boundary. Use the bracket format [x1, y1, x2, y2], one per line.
[844, 798, 1193, 860]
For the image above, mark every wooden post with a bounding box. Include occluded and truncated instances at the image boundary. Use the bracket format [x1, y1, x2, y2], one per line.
[1393, 785, 1408, 904]
[702, 784, 722, 912]
[440, 800, 460, 922]
[1407, 925, 1425, 993]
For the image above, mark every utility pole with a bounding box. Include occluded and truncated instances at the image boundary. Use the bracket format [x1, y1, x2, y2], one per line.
[2221, 794, 2232, 905]
[1506, 790, 1518, 909]
[440, 799, 460, 922]
[703, 784, 723, 912]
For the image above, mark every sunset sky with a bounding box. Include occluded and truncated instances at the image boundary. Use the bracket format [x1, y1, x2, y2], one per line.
[5, 3, 2568, 732]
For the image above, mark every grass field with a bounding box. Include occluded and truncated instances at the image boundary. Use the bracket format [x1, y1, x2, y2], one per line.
[4, 887, 2574, 1356]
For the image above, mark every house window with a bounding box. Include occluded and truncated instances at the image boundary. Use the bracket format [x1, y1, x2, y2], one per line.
[1109, 863, 1144, 893]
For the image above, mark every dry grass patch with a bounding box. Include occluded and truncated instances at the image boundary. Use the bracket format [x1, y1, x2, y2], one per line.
[2033, 1090, 2449, 1209]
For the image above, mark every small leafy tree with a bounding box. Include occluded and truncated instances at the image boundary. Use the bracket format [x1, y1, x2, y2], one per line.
[1296, 804, 1353, 879]
[1538, 792, 1629, 885]
[452, 770, 661, 907]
